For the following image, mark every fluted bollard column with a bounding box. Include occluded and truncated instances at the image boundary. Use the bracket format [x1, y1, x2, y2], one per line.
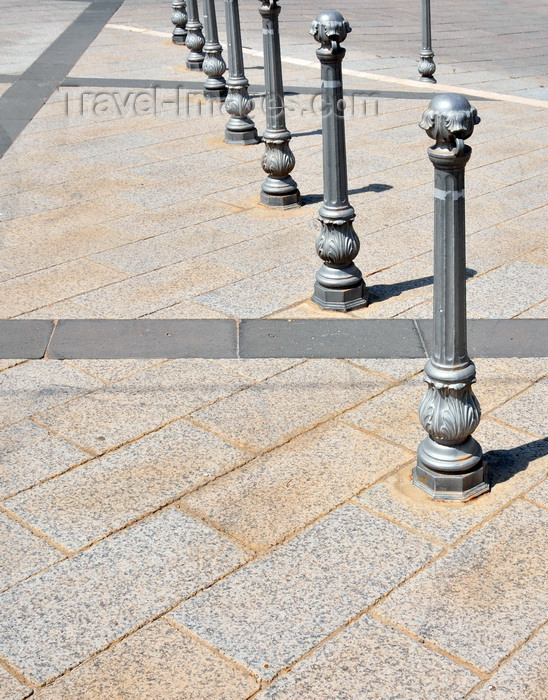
[202, 0, 227, 101]
[414, 93, 488, 501]
[258, 0, 300, 208]
[171, 0, 188, 45]
[418, 0, 436, 82]
[310, 11, 367, 311]
[224, 0, 259, 144]
[185, 0, 205, 70]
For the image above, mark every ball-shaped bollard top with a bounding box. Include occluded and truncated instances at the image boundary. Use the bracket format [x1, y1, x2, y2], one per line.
[420, 93, 480, 151]
[309, 10, 351, 47]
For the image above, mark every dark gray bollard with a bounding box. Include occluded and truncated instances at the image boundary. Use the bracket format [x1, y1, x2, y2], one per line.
[202, 0, 227, 101]
[224, 0, 259, 144]
[310, 11, 367, 311]
[171, 0, 188, 45]
[185, 0, 205, 70]
[414, 93, 488, 501]
[418, 0, 436, 82]
[258, 0, 300, 208]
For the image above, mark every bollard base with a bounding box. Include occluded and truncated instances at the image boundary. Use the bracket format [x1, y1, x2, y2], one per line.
[186, 58, 204, 71]
[172, 34, 187, 45]
[260, 190, 301, 209]
[312, 279, 368, 312]
[225, 128, 260, 146]
[203, 87, 228, 102]
[413, 436, 489, 501]
[419, 75, 437, 83]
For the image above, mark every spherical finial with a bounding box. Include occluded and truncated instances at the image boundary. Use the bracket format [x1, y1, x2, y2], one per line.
[309, 10, 351, 47]
[419, 93, 480, 151]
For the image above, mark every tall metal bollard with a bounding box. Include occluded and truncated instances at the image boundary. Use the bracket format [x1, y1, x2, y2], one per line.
[185, 0, 205, 70]
[310, 11, 367, 311]
[171, 0, 188, 45]
[202, 0, 227, 101]
[258, 0, 300, 208]
[224, 0, 259, 144]
[418, 0, 436, 82]
[414, 93, 488, 501]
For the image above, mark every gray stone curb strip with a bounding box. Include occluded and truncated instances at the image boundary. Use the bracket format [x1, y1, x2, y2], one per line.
[0, 319, 545, 360]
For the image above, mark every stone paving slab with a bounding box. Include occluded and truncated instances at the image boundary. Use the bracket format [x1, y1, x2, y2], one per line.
[34, 620, 259, 700]
[180, 419, 412, 551]
[0, 512, 63, 592]
[33, 358, 250, 454]
[169, 503, 440, 681]
[258, 614, 478, 700]
[468, 624, 548, 700]
[375, 499, 548, 673]
[0, 666, 32, 700]
[0, 508, 250, 684]
[190, 359, 391, 452]
[4, 418, 252, 551]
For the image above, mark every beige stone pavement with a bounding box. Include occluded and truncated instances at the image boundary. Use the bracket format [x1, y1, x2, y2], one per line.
[0, 0, 547, 698]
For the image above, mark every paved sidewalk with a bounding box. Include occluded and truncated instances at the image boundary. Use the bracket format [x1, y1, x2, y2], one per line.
[0, 0, 547, 698]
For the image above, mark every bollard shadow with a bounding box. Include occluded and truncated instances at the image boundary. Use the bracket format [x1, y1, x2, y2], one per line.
[485, 438, 548, 487]
[293, 129, 322, 138]
[301, 183, 393, 206]
[367, 268, 477, 304]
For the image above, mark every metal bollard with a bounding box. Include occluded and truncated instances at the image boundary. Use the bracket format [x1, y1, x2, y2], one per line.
[224, 0, 259, 144]
[185, 0, 205, 70]
[418, 0, 436, 82]
[310, 11, 367, 311]
[414, 93, 488, 501]
[171, 0, 188, 45]
[258, 0, 300, 208]
[202, 0, 227, 101]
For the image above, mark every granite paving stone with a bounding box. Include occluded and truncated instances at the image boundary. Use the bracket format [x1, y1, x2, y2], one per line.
[348, 358, 425, 382]
[200, 225, 316, 277]
[0, 258, 128, 318]
[90, 224, 243, 275]
[0, 667, 31, 700]
[209, 359, 303, 383]
[34, 359, 250, 455]
[357, 417, 548, 544]
[195, 259, 319, 318]
[375, 499, 548, 672]
[0, 225, 135, 279]
[526, 477, 548, 507]
[168, 503, 440, 680]
[259, 614, 478, 700]
[16, 300, 107, 319]
[65, 359, 165, 384]
[34, 620, 259, 700]
[188, 207, 311, 241]
[478, 357, 548, 382]
[517, 299, 548, 318]
[468, 625, 548, 700]
[73, 259, 244, 318]
[190, 359, 391, 451]
[473, 360, 533, 413]
[505, 205, 548, 236]
[0, 360, 102, 428]
[5, 197, 144, 239]
[341, 374, 426, 451]
[491, 378, 547, 436]
[467, 261, 548, 318]
[181, 419, 412, 551]
[0, 512, 63, 591]
[5, 418, 252, 551]
[0, 508, 250, 685]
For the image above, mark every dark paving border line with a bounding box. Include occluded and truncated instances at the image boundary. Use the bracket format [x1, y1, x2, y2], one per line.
[0, 0, 124, 157]
[0, 319, 546, 360]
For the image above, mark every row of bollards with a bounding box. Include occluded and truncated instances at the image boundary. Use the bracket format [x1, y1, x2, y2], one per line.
[168, 2, 487, 503]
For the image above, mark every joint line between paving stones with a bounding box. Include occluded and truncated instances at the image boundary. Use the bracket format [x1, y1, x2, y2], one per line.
[412, 319, 429, 357]
[463, 621, 548, 697]
[43, 319, 59, 359]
